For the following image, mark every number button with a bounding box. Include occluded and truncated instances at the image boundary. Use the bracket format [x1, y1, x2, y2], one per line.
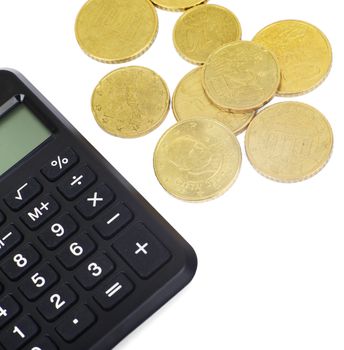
[29, 337, 57, 350]
[4, 178, 42, 211]
[1, 245, 41, 280]
[56, 305, 96, 342]
[38, 214, 78, 250]
[21, 195, 60, 230]
[75, 254, 115, 290]
[0, 316, 40, 350]
[94, 274, 134, 310]
[19, 264, 59, 301]
[37, 285, 77, 322]
[41, 147, 79, 181]
[0, 296, 21, 329]
[58, 166, 96, 200]
[94, 203, 133, 239]
[57, 234, 96, 270]
[0, 225, 22, 260]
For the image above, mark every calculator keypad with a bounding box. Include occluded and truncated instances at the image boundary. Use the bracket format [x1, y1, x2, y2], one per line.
[0, 147, 174, 349]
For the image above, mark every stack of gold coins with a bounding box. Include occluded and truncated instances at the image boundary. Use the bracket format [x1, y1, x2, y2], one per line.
[74, 0, 334, 202]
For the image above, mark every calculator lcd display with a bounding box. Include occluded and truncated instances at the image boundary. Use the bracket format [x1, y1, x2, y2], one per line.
[0, 103, 51, 176]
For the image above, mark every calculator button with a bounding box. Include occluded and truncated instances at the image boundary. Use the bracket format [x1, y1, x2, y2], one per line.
[4, 178, 42, 211]
[94, 203, 133, 239]
[76, 184, 115, 219]
[75, 254, 115, 290]
[1, 245, 41, 281]
[0, 316, 40, 350]
[41, 148, 79, 181]
[114, 224, 171, 279]
[0, 225, 22, 260]
[38, 214, 78, 250]
[37, 284, 77, 322]
[21, 195, 60, 230]
[0, 296, 21, 329]
[58, 166, 96, 200]
[0, 211, 5, 226]
[57, 234, 96, 270]
[94, 273, 134, 310]
[19, 264, 59, 301]
[56, 305, 96, 342]
[28, 337, 58, 350]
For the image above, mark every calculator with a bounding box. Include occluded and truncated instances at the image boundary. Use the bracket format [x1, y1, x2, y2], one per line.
[0, 69, 197, 350]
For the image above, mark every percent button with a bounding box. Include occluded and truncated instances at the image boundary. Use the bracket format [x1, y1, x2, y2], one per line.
[41, 148, 79, 181]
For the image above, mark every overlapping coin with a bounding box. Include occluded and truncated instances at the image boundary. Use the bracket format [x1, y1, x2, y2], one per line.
[150, 0, 208, 11]
[92, 67, 170, 138]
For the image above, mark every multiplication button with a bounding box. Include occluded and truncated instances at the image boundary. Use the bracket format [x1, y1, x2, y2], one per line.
[113, 224, 171, 279]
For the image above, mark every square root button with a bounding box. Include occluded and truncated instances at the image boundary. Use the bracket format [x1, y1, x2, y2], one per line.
[113, 223, 171, 279]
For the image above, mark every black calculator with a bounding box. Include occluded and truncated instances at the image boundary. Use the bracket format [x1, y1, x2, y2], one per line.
[0, 69, 197, 350]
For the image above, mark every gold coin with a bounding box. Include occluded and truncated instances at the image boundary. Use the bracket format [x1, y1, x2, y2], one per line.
[245, 102, 333, 182]
[173, 68, 255, 135]
[92, 66, 170, 138]
[203, 41, 280, 112]
[151, 0, 207, 11]
[253, 20, 332, 96]
[154, 119, 242, 201]
[75, 0, 158, 63]
[173, 4, 242, 65]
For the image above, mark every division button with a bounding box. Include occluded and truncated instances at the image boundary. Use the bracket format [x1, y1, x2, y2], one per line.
[58, 166, 96, 200]
[113, 223, 171, 279]
[94, 273, 134, 310]
[4, 178, 42, 211]
[56, 305, 96, 342]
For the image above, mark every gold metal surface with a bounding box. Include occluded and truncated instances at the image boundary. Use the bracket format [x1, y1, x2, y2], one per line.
[253, 20, 332, 96]
[75, 0, 158, 63]
[173, 4, 242, 65]
[245, 102, 333, 182]
[92, 66, 170, 138]
[150, 0, 207, 11]
[203, 41, 280, 112]
[172, 68, 255, 135]
[154, 119, 242, 201]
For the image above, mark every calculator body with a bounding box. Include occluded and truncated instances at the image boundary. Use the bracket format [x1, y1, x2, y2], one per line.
[0, 69, 197, 350]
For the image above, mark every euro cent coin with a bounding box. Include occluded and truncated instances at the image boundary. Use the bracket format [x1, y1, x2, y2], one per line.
[203, 41, 280, 112]
[150, 0, 207, 11]
[173, 4, 242, 65]
[154, 119, 242, 201]
[172, 68, 255, 135]
[245, 102, 333, 182]
[253, 20, 332, 96]
[92, 66, 170, 138]
[75, 0, 158, 63]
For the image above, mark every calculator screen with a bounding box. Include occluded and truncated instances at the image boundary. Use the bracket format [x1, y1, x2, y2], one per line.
[0, 103, 51, 176]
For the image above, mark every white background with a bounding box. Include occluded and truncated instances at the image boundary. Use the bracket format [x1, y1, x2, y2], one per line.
[1, 1, 343, 349]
